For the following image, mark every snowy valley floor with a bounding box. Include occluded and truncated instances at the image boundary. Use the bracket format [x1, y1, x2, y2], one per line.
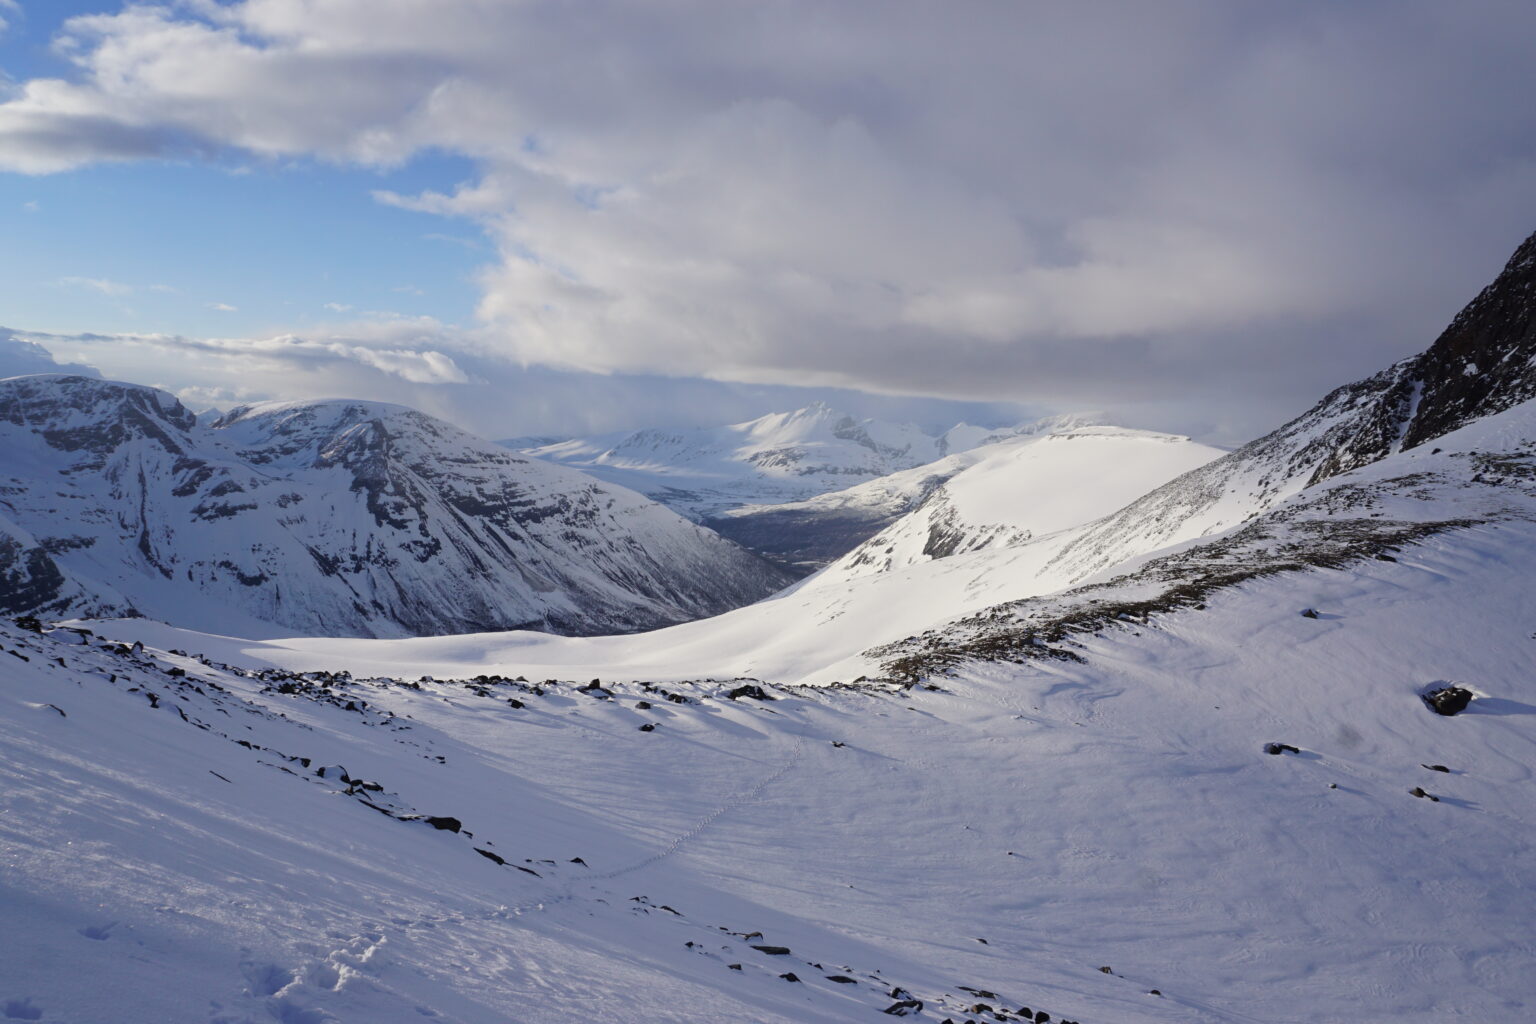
[4, 522, 1536, 1022]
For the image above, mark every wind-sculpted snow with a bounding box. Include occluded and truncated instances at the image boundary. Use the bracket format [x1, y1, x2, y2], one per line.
[0, 376, 792, 638]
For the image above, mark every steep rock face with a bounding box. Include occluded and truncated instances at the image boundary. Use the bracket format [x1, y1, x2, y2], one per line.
[0, 377, 792, 637]
[1049, 229, 1536, 585]
[1401, 230, 1536, 447]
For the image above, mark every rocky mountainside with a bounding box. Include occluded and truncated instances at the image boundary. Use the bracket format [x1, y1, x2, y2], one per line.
[0, 376, 792, 637]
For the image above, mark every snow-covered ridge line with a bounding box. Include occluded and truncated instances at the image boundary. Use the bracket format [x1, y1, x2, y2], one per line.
[1046, 228, 1536, 589]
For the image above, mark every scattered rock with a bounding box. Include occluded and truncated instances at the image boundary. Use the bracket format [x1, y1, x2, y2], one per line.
[1264, 742, 1301, 756]
[1422, 685, 1474, 716]
[638, 723, 656, 732]
[726, 684, 774, 701]
[474, 848, 506, 865]
[425, 816, 463, 832]
[780, 972, 800, 983]
[727, 963, 741, 970]
[635, 700, 652, 710]
[752, 945, 792, 956]
[570, 857, 587, 866]
[1149, 989, 1162, 996]
[1409, 787, 1440, 802]
[826, 975, 857, 984]
[882, 999, 923, 1016]
[1299, 608, 1320, 619]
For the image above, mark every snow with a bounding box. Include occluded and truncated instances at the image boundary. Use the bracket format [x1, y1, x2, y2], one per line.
[9, 238, 1536, 1020]
[821, 427, 1223, 583]
[514, 404, 1108, 521]
[0, 375, 790, 638]
[8, 507, 1536, 1022]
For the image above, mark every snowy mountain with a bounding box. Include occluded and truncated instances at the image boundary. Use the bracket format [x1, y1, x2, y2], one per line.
[520, 407, 1111, 570]
[9, 231, 1536, 1022]
[817, 426, 1224, 583]
[513, 404, 1098, 523]
[701, 419, 1153, 572]
[143, 231, 1536, 691]
[0, 376, 792, 638]
[1042, 231, 1536, 590]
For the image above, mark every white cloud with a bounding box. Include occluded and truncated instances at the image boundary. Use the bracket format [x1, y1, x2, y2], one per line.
[60, 276, 133, 296]
[2, 2, 1535, 418]
[323, 302, 352, 312]
[0, 0, 17, 40]
[208, 302, 238, 312]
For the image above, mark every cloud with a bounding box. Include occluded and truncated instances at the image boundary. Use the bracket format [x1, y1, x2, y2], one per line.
[1, 1, 1535, 428]
[60, 276, 133, 296]
[207, 302, 238, 312]
[0, 0, 17, 40]
[323, 302, 352, 312]
[0, 329, 102, 380]
[8, 319, 1046, 443]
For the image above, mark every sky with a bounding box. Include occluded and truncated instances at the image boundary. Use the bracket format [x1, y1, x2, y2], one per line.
[1, 1, 1535, 443]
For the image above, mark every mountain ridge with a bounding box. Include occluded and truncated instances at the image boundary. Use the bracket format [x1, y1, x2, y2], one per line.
[0, 374, 793, 637]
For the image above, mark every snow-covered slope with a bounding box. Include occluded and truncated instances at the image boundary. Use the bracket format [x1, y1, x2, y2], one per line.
[17, 509, 1536, 1022]
[0, 376, 792, 638]
[1044, 230, 1536, 589]
[700, 417, 1141, 572]
[821, 426, 1223, 583]
[514, 404, 1099, 525]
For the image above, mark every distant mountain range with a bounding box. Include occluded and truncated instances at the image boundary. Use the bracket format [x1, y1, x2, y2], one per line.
[0, 379, 792, 638]
[512, 406, 1111, 570]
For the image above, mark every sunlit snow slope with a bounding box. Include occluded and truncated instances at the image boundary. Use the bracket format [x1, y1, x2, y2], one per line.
[9, 517, 1536, 1023]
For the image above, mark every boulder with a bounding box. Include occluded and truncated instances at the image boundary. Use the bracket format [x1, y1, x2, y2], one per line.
[1422, 685, 1473, 716]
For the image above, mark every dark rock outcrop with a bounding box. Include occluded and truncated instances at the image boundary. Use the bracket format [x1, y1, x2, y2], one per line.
[1422, 685, 1474, 716]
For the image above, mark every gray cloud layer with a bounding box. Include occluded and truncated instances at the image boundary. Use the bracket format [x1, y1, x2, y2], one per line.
[2, 1, 1535, 436]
